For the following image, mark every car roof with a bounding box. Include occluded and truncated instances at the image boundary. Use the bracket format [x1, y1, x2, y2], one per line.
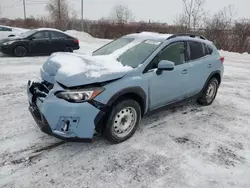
[36, 28, 64, 33]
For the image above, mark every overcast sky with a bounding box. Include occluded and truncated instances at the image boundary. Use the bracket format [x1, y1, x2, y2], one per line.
[1, 0, 250, 23]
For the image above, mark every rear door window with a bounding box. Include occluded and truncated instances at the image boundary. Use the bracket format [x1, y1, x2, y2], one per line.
[50, 31, 67, 39]
[188, 41, 205, 61]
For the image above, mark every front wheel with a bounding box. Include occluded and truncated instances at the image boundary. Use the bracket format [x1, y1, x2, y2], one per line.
[197, 77, 219, 106]
[14, 46, 27, 57]
[104, 99, 141, 144]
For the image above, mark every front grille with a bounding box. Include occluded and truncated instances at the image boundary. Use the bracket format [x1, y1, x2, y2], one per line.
[29, 81, 53, 104]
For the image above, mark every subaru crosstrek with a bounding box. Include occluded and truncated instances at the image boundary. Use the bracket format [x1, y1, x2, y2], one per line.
[27, 32, 224, 144]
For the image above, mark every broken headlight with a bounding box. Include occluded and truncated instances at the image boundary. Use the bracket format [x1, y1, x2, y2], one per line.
[55, 87, 105, 102]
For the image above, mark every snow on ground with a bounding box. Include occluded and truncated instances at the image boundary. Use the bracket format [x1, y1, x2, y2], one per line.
[0, 31, 250, 188]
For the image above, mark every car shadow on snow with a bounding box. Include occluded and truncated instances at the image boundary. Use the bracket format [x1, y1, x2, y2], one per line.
[0, 53, 50, 58]
[27, 100, 201, 153]
[0, 51, 79, 58]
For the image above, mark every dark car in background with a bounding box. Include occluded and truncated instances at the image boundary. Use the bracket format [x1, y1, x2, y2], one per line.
[0, 28, 80, 57]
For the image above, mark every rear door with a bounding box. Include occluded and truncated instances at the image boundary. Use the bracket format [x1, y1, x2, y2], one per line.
[186, 41, 213, 97]
[50, 31, 68, 52]
[29, 31, 51, 54]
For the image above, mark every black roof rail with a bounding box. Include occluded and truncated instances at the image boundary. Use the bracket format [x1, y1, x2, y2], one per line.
[167, 33, 207, 40]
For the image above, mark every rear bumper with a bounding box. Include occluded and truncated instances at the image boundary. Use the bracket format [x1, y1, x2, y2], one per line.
[27, 80, 105, 142]
[73, 46, 80, 50]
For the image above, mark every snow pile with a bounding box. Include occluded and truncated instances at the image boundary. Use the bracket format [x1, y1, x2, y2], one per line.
[65, 30, 111, 54]
[220, 50, 250, 58]
[65, 30, 111, 43]
[65, 30, 94, 41]
[50, 53, 133, 78]
[132, 31, 172, 40]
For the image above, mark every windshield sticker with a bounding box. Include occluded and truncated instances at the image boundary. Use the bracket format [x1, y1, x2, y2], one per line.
[144, 40, 161, 45]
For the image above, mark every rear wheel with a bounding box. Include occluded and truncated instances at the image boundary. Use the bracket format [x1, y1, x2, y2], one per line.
[197, 77, 219, 106]
[104, 99, 141, 144]
[64, 46, 73, 53]
[14, 46, 27, 57]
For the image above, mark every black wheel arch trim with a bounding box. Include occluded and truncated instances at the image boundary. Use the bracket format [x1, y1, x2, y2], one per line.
[106, 86, 147, 110]
[94, 86, 147, 134]
[201, 70, 221, 93]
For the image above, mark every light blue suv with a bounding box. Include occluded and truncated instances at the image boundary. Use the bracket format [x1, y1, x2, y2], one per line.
[27, 32, 224, 143]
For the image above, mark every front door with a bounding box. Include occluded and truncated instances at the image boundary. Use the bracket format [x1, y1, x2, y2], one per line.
[147, 42, 189, 110]
[29, 31, 51, 54]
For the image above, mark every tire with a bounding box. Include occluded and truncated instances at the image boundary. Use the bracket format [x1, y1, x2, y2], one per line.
[64, 46, 73, 53]
[197, 77, 219, 106]
[104, 99, 141, 144]
[14, 46, 27, 57]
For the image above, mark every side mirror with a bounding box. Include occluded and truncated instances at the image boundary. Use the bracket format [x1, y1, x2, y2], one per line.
[157, 60, 175, 71]
[29, 36, 35, 40]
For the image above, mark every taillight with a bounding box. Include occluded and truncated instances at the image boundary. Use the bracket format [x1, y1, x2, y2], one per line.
[220, 57, 225, 63]
[74, 39, 79, 43]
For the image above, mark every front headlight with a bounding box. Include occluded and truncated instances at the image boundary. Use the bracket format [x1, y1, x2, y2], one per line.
[55, 87, 105, 102]
[3, 41, 15, 45]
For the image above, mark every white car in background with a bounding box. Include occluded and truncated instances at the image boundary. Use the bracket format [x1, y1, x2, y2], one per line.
[0, 25, 29, 39]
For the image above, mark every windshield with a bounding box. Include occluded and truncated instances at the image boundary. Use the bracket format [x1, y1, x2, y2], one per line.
[93, 38, 134, 56]
[93, 38, 162, 68]
[117, 40, 162, 68]
[20, 30, 37, 38]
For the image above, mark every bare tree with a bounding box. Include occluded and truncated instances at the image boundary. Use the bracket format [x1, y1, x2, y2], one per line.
[203, 5, 237, 51]
[175, 0, 206, 31]
[233, 19, 250, 52]
[110, 4, 134, 24]
[46, 0, 70, 30]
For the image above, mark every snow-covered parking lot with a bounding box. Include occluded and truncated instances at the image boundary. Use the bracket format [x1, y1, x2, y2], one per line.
[0, 32, 250, 188]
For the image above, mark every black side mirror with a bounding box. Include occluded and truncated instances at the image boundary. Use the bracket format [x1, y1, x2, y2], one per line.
[30, 36, 35, 40]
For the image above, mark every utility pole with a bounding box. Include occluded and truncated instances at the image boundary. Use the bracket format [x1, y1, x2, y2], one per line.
[23, 0, 26, 20]
[58, 0, 61, 29]
[81, 0, 83, 30]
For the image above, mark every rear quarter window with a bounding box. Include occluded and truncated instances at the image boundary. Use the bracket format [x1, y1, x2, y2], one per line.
[188, 41, 205, 61]
[50, 31, 68, 39]
[204, 43, 213, 55]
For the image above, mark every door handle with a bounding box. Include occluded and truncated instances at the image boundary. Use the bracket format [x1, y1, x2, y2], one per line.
[208, 64, 212, 68]
[181, 69, 188, 74]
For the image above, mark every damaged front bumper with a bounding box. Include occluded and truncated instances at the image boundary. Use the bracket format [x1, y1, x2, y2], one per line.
[27, 80, 105, 142]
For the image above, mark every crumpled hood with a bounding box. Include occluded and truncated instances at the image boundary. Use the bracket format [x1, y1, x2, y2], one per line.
[41, 52, 133, 87]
